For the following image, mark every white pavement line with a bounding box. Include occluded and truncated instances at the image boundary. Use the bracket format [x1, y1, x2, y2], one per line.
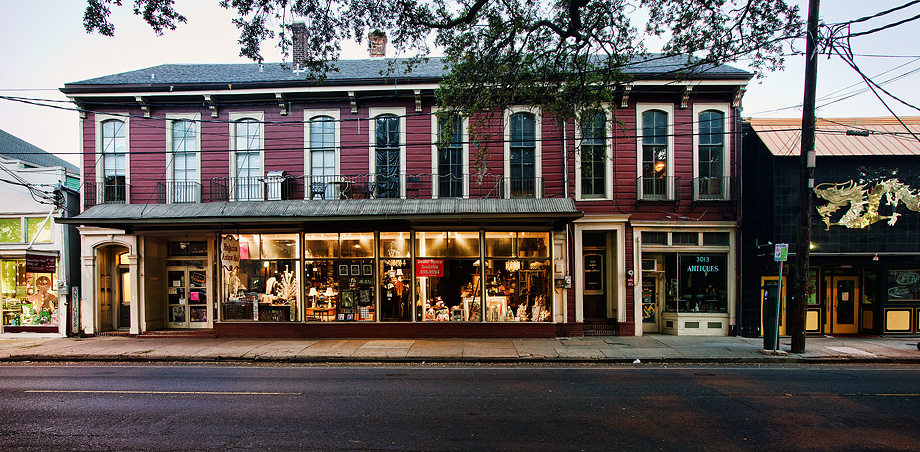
[826, 346, 877, 357]
[26, 390, 300, 395]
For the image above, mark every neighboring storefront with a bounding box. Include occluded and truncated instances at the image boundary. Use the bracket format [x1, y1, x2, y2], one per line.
[634, 224, 736, 336]
[742, 117, 920, 337]
[1, 215, 63, 333]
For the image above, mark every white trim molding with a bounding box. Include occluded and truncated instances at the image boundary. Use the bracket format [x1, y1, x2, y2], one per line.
[574, 107, 614, 201]
[368, 107, 407, 197]
[691, 103, 731, 201]
[504, 106, 543, 198]
[430, 109, 470, 198]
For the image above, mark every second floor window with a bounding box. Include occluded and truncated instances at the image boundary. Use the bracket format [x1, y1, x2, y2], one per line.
[438, 115, 463, 198]
[580, 112, 606, 198]
[101, 119, 127, 203]
[234, 119, 262, 201]
[641, 110, 668, 199]
[509, 112, 536, 197]
[698, 110, 725, 199]
[310, 116, 336, 198]
[375, 115, 400, 198]
[171, 120, 198, 203]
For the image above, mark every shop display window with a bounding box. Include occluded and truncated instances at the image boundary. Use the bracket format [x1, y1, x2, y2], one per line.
[380, 232, 411, 321]
[674, 254, 727, 313]
[484, 232, 551, 322]
[887, 270, 920, 302]
[416, 232, 483, 322]
[1, 259, 58, 327]
[222, 233, 300, 321]
[302, 233, 375, 322]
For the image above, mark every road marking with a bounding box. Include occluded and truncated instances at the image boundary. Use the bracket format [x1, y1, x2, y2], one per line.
[26, 390, 300, 395]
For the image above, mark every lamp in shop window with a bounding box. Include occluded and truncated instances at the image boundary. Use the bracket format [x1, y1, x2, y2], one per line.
[308, 287, 318, 308]
[325, 287, 335, 307]
[396, 269, 403, 277]
[505, 260, 521, 272]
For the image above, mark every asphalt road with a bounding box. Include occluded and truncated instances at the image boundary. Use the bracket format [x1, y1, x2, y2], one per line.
[0, 363, 918, 451]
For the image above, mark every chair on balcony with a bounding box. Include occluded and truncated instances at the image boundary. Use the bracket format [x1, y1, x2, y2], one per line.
[310, 182, 327, 200]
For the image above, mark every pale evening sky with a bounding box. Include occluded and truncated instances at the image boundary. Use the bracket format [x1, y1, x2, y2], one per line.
[0, 0, 917, 167]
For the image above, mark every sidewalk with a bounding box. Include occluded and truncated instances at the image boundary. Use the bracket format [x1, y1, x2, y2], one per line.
[1, 333, 919, 364]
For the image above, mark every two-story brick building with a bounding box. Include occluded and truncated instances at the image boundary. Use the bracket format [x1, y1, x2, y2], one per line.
[59, 38, 750, 337]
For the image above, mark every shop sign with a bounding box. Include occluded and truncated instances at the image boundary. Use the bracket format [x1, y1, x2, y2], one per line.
[221, 235, 240, 270]
[416, 259, 444, 277]
[26, 253, 56, 273]
[584, 254, 604, 292]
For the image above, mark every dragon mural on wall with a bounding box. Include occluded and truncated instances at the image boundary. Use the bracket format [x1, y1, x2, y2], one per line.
[814, 178, 920, 229]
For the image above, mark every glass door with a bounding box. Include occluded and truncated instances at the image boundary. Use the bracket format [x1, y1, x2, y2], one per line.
[167, 266, 209, 328]
[830, 276, 859, 334]
[641, 275, 661, 333]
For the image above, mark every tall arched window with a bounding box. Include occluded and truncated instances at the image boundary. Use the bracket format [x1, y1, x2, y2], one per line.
[580, 112, 606, 198]
[375, 114, 400, 198]
[171, 120, 198, 203]
[234, 118, 262, 201]
[509, 112, 536, 197]
[437, 114, 464, 198]
[641, 110, 668, 198]
[101, 119, 127, 203]
[310, 116, 336, 198]
[698, 110, 725, 199]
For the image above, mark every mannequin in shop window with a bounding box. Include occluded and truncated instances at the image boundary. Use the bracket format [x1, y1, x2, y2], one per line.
[382, 272, 407, 320]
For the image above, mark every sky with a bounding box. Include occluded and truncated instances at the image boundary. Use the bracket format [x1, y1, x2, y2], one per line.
[0, 0, 917, 167]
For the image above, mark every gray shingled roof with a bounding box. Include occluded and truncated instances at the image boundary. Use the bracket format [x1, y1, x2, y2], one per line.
[64, 55, 750, 88]
[0, 128, 78, 173]
[59, 198, 582, 226]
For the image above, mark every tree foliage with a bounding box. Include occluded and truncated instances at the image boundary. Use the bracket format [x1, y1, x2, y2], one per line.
[84, 0, 802, 162]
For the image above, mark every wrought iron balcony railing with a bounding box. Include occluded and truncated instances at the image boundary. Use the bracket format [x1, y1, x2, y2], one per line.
[636, 176, 681, 202]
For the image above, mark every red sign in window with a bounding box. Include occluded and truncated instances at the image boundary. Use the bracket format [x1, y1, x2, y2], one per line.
[416, 259, 444, 277]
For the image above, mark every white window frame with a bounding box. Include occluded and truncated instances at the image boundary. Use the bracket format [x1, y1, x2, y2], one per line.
[368, 107, 407, 198]
[504, 106, 543, 198]
[165, 113, 202, 203]
[304, 109, 341, 180]
[95, 113, 130, 204]
[635, 103, 675, 200]
[692, 103, 731, 201]
[430, 109, 469, 198]
[574, 107, 614, 201]
[229, 112, 265, 201]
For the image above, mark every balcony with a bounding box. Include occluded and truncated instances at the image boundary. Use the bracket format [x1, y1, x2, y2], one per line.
[80, 173, 551, 209]
[636, 176, 680, 202]
[692, 176, 733, 201]
[84, 181, 130, 207]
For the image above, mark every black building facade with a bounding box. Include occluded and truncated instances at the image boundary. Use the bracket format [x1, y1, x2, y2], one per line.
[741, 118, 920, 337]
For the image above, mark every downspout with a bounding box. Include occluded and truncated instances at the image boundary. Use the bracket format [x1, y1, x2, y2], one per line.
[563, 118, 571, 327]
[734, 106, 743, 336]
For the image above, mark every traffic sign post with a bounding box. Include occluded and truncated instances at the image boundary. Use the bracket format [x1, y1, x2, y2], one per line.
[769, 244, 788, 351]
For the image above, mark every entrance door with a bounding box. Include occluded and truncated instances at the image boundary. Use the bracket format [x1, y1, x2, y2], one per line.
[117, 266, 131, 328]
[641, 275, 661, 333]
[828, 276, 859, 334]
[166, 267, 209, 328]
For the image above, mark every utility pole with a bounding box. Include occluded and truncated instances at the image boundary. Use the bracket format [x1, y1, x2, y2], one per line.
[791, 0, 820, 354]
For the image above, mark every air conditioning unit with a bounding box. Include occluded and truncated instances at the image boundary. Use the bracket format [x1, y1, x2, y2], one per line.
[641, 259, 658, 272]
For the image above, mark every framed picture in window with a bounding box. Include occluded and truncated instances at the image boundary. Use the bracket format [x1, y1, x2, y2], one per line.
[351, 264, 360, 276]
[338, 264, 349, 276]
[363, 264, 373, 276]
[341, 291, 354, 308]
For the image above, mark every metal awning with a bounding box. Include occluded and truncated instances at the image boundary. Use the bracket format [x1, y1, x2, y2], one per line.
[57, 198, 583, 230]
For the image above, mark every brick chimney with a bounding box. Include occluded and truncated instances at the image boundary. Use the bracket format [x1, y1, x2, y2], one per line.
[368, 31, 387, 58]
[291, 22, 307, 69]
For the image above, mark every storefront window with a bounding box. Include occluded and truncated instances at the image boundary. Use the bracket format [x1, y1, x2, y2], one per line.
[1, 259, 58, 327]
[676, 254, 727, 313]
[380, 232, 411, 321]
[222, 233, 300, 322]
[887, 270, 920, 302]
[485, 232, 551, 322]
[416, 232, 482, 322]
